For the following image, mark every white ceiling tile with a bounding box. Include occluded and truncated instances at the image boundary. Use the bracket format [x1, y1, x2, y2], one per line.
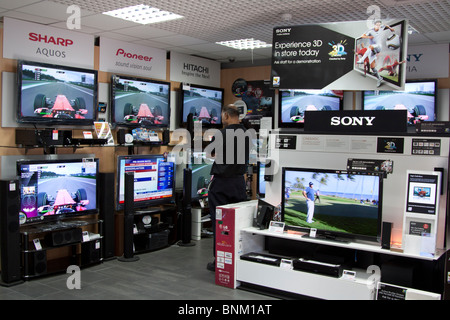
[1, 10, 60, 24]
[113, 25, 177, 39]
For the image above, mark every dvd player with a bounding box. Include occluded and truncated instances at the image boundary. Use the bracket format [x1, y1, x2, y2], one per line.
[293, 258, 343, 278]
[240, 252, 284, 266]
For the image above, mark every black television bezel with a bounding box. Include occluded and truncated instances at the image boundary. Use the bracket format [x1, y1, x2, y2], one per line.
[17, 158, 100, 226]
[110, 74, 171, 129]
[281, 167, 383, 243]
[361, 78, 438, 125]
[116, 154, 175, 211]
[277, 89, 344, 129]
[179, 83, 224, 129]
[17, 60, 98, 126]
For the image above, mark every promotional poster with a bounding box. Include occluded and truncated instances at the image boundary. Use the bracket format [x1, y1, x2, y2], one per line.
[271, 19, 408, 91]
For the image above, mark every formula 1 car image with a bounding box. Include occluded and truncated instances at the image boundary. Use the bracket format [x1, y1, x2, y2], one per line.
[123, 103, 164, 125]
[290, 105, 332, 123]
[36, 188, 90, 216]
[189, 106, 219, 124]
[34, 94, 88, 119]
[376, 104, 428, 125]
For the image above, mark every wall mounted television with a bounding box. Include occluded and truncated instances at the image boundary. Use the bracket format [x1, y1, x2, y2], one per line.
[180, 83, 224, 128]
[278, 89, 343, 128]
[17, 60, 98, 126]
[17, 158, 99, 225]
[116, 154, 175, 210]
[362, 79, 437, 125]
[111, 75, 171, 129]
[281, 167, 383, 243]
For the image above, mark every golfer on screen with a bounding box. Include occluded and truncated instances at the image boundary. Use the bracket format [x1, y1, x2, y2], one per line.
[303, 182, 316, 223]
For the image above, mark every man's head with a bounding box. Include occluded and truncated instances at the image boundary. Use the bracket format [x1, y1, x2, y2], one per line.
[309, 182, 314, 187]
[221, 104, 240, 126]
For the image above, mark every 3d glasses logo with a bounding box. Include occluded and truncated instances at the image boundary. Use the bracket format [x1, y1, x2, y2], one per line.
[328, 40, 348, 57]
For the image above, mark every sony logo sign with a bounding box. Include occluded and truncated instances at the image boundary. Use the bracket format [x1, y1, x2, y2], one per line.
[330, 116, 376, 126]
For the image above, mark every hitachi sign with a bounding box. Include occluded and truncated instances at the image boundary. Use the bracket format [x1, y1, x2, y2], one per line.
[330, 116, 376, 126]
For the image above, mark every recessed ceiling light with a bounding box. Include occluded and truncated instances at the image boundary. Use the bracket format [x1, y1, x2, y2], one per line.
[216, 38, 272, 50]
[103, 4, 183, 25]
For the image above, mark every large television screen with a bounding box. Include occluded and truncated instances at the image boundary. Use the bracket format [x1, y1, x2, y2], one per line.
[17, 60, 98, 125]
[257, 161, 266, 197]
[17, 158, 99, 225]
[278, 89, 343, 128]
[111, 75, 171, 128]
[281, 167, 383, 242]
[180, 83, 223, 127]
[362, 79, 437, 125]
[117, 154, 175, 210]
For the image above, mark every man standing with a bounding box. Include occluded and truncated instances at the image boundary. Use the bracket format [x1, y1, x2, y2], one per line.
[206, 104, 251, 271]
[303, 182, 316, 223]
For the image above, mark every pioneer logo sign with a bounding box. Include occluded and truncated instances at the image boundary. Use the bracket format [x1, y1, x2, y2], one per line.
[305, 110, 407, 133]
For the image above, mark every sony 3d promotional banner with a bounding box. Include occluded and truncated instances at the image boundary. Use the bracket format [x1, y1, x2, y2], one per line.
[304, 109, 407, 133]
[271, 19, 408, 91]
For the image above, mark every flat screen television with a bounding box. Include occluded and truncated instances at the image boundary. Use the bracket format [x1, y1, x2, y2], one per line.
[362, 79, 437, 125]
[111, 75, 171, 129]
[17, 60, 98, 125]
[17, 158, 99, 225]
[281, 167, 383, 242]
[116, 154, 175, 210]
[180, 83, 224, 128]
[278, 89, 343, 128]
[189, 152, 213, 201]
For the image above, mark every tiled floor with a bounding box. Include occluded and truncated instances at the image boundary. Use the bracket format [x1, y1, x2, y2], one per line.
[0, 237, 276, 300]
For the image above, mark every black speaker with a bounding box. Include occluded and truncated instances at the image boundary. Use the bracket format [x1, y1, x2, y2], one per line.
[45, 228, 82, 246]
[162, 129, 170, 145]
[0, 180, 23, 286]
[119, 172, 139, 262]
[381, 221, 392, 250]
[179, 168, 194, 246]
[264, 159, 274, 182]
[81, 240, 101, 265]
[117, 129, 127, 145]
[99, 172, 115, 260]
[27, 250, 47, 276]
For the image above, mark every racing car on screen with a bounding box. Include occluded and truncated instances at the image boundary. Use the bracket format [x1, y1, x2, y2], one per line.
[34, 94, 88, 119]
[289, 105, 332, 122]
[36, 188, 89, 216]
[189, 106, 219, 124]
[123, 103, 164, 125]
[376, 104, 429, 125]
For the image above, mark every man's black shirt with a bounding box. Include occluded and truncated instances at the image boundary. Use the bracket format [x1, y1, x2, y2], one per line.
[210, 123, 250, 177]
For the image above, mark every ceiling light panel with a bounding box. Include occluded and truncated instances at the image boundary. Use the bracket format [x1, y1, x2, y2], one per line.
[216, 38, 272, 50]
[103, 4, 183, 24]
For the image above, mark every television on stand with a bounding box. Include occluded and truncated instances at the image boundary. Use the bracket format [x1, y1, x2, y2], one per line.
[189, 151, 213, 203]
[281, 167, 383, 243]
[180, 83, 224, 128]
[278, 89, 343, 128]
[17, 158, 99, 226]
[17, 60, 98, 126]
[111, 75, 171, 129]
[362, 79, 437, 126]
[116, 154, 175, 211]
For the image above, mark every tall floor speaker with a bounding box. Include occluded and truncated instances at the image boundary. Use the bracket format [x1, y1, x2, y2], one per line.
[118, 172, 139, 262]
[99, 172, 115, 260]
[0, 180, 23, 286]
[178, 168, 195, 246]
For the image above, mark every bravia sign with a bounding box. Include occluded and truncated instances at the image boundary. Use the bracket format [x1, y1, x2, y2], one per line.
[304, 110, 407, 133]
